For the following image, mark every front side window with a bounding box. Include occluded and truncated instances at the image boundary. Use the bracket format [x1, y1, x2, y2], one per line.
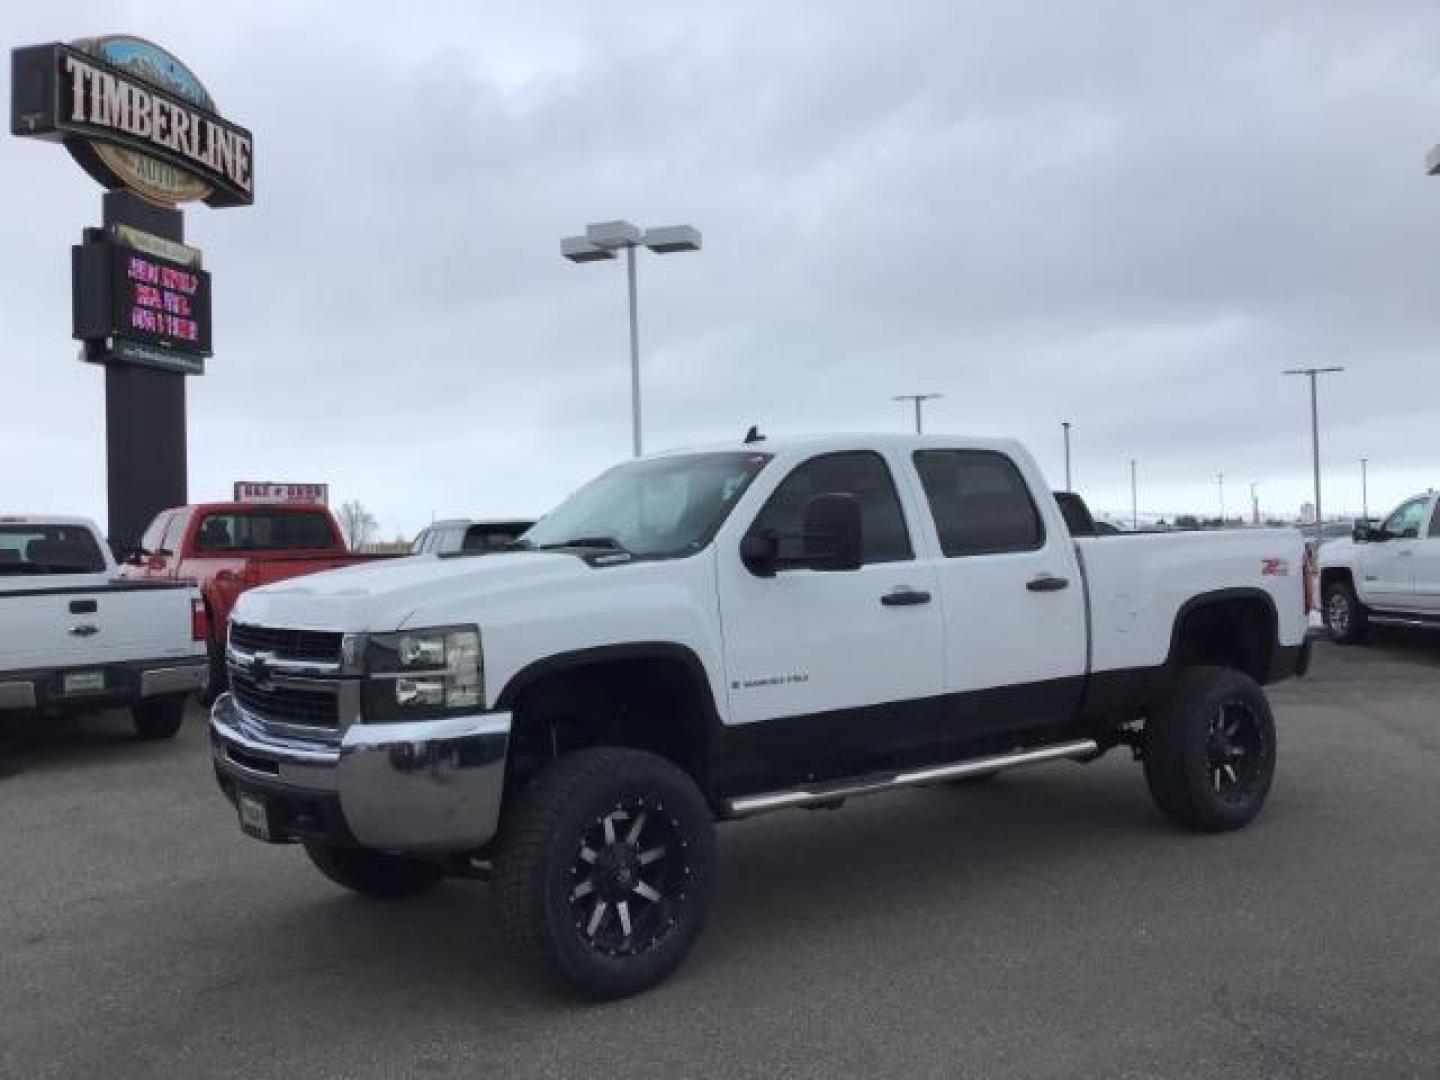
[1429, 501, 1440, 539]
[0, 524, 106, 575]
[747, 451, 913, 565]
[522, 452, 772, 558]
[139, 513, 169, 555]
[1383, 498, 1429, 539]
[158, 511, 188, 555]
[195, 511, 336, 552]
[914, 449, 1045, 557]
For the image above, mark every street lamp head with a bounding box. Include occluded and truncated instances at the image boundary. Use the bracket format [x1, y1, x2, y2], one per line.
[643, 225, 702, 253]
[585, 220, 643, 250]
[560, 235, 616, 263]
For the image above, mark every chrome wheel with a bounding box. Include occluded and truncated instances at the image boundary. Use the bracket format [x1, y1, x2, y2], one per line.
[1206, 700, 1266, 802]
[1327, 590, 1350, 636]
[568, 799, 689, 959]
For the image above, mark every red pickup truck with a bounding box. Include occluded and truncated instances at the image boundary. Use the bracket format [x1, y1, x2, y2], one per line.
[121, 502, 395, 697]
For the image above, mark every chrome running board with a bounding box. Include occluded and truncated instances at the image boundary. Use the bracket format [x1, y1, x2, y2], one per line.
[725, 738, 1100, 818]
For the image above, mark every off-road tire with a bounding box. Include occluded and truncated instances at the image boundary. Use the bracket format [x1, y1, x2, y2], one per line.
[1143, 666, 1276, 833]
[495, 747, 716, 1000]
[303, 841, 445, 898]
[1323, 580, 1369, 645]
[132, 696, 186, 740]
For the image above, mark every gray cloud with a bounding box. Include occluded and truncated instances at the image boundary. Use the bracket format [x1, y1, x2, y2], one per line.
[4, 0, 1439, 538]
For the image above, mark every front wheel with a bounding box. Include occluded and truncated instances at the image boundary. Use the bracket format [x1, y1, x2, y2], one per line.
[132, 696, 186, 740]
[495, 747, 716, 1000]
[1324, 580, 1368, 645]
[1143, 666, 1276, 832]
[303, 841, 445, 898]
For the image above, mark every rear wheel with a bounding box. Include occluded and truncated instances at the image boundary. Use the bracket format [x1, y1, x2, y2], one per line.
[1143, 666, 1276, 832]
[495, 747, 716, 1000]
[1324, 580, 1368, 645]
[132, 696, 186, 740]
[303, 841, 445, 898]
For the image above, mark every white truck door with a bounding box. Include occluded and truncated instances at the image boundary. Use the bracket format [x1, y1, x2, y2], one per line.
[1362, 496, 1428, 607]
[718, 449, 944, 728]
[907, 446, 1087, 735]
[1412, 496, 1440, 612]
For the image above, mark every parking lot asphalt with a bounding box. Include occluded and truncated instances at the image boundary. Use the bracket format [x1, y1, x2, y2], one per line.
[2, 636, 1438, 1080]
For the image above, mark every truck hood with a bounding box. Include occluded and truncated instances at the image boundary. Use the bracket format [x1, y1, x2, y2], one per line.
[232, 552, 591, 632]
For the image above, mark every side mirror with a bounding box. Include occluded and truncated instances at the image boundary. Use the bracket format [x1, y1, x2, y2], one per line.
[1402, 526, 1419, 540]
[739, 532, 779, 578]
[1352, 522, 1372, 543]
[799, 492, 863, 572]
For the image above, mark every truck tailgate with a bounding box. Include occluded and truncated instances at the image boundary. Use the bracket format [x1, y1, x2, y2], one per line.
[0, 579, 204, 671]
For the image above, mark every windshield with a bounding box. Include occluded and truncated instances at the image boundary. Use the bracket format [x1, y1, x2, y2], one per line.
[0, 524, 107, 576]
[522, 452, 772, 558]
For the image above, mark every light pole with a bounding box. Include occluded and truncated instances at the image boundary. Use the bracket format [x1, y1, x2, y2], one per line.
[1283, 366, 1344, 548]
[1217, 472, 1225, 525]
[561, 220, 702, 457]
[1061, 422, 1073, 490]
[1250, 481, 1259, 526]
[893, 393, 943, 434]
[1129, 458, 1138, 531]
[1360, 457, 1369, 520]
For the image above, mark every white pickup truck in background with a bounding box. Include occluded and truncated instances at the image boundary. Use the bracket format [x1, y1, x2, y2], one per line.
[209, 433, 1311, 998]
[0, 515, 208, 739]
[1319, 492, 1440, 643]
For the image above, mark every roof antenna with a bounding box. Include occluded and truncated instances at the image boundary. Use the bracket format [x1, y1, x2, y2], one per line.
[743, 424, 765, 444]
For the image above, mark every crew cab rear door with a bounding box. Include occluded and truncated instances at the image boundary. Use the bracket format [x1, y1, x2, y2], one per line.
[906, 445, 1087, 738]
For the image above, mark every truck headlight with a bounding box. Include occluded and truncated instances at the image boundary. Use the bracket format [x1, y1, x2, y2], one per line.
[363, 625, 483, 720]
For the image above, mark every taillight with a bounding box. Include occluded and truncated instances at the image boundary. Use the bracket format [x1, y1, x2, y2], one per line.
[1302, 546, 1316, 615]
[191, 598, 209, 642]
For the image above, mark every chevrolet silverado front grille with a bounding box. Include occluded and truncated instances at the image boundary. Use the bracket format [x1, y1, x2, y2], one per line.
[229, 623, 343, 664]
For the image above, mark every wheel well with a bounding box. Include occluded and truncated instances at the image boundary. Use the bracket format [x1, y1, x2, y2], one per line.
[502, 655, 718, 804]
[1319, 566, 1353, 596]
[1168, 595, 1276, 684]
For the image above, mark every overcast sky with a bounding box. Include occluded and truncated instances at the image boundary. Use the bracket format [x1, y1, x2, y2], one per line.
[5, 0, 1440, 538]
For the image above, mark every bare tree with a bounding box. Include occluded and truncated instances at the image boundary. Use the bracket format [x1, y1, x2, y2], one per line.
[337, 500, 378, 551]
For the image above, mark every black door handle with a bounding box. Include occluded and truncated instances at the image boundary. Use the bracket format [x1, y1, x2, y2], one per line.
[69, 599, 98, 614]
[1026, 575, 1069, 592]
[881, 589, 932, 606]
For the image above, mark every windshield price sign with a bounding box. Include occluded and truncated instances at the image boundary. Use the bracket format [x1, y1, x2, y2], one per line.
[233, 482, 329, 506]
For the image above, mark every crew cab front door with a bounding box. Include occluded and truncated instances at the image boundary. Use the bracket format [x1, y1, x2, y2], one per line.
[1412, 497, 1440, 612]
[1362, 497, 1430, 608]
[717, 451, 945, 791]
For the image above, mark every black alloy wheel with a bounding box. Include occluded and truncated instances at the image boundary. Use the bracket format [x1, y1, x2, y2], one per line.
[566, 799, 691, 960]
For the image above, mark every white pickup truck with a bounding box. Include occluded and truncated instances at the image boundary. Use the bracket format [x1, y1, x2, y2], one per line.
[209, 434, 1311, 997]
[1318, 492, 1440, 642]
[1, 515, 208, 738]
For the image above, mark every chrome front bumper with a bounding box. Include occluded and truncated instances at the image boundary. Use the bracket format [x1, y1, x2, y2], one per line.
[210, 692, 511, 854]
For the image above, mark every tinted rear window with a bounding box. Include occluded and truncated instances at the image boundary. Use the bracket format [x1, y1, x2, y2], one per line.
[195, 511, 336, 552]
[0, 524, 107, 575]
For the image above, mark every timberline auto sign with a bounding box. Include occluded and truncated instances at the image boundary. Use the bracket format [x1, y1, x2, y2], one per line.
[10, 36, 253, 207]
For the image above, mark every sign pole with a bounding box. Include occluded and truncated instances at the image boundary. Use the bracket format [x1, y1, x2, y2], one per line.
[101, 191, 188, 553]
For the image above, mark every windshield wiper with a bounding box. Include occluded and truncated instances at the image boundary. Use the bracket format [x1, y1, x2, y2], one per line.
[537, 536, 627, 552]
